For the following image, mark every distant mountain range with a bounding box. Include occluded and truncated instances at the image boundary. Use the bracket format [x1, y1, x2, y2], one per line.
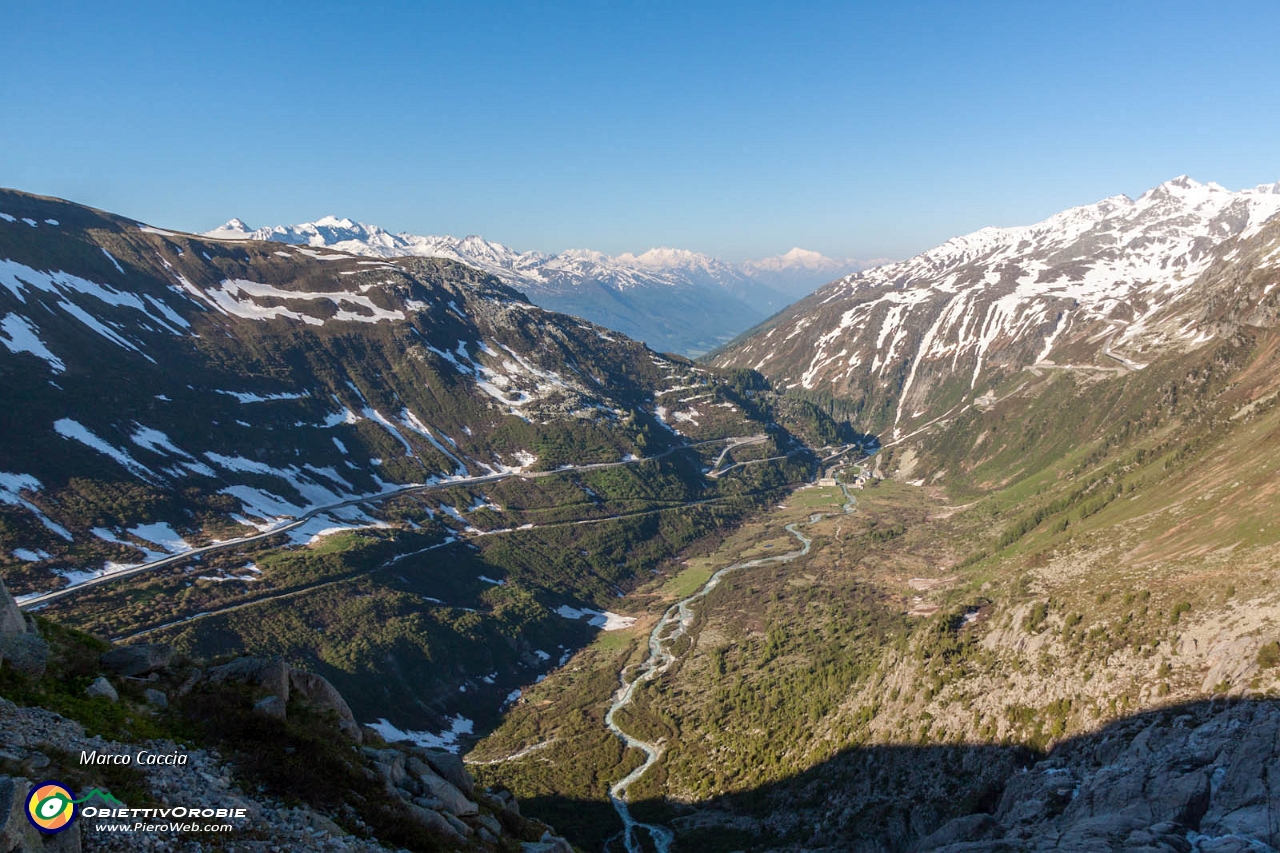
[204, 217, 885, 356]
[712, 176, 1280, 435]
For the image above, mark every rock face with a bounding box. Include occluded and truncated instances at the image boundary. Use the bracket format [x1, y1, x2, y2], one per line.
[423, 748, 476, 796]
[0, 578, 47, 679]
[288, 668, 360, 742]
[208, 656, 290, 701]
[0, 578, 25, 635]
[99, 643, 173, 677]
[916, 700, 1280, 852]
[209, 656, 362, 742]
[0, 775, 82, 853]
[0, 633, 47, 679]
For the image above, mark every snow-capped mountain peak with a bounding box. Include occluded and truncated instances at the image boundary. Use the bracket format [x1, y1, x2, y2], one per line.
[313, 214, 358, 229]
[202, 217, 883, 355]
[204, 218, 254, 239]
[744, 247, 864, 275]
[616, 247, 718, 270]
[714, 176, 1280, 436]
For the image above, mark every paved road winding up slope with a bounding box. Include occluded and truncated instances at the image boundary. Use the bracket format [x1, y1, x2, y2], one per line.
[18, 436, 765, 611]
[603, 465, 863, 853]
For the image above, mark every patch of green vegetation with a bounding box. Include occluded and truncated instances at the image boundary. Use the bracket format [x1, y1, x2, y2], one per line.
[661, 560, 717, 600]
[1171, 601, 1192, 624]
[0, 618, 184, 743]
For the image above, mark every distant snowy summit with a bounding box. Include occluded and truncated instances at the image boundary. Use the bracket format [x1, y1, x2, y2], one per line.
[204, 217, 885, 356]
[203, 216, 875, 298]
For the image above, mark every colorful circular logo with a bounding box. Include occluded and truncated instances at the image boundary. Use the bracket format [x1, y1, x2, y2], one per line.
[26, 781, 76, 833]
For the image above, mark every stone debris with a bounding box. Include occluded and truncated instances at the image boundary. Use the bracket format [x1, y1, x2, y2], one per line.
[84, 677, 118, 703]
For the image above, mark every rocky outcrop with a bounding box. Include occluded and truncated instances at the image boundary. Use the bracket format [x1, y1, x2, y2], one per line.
[288, 668, 360, 742]
[208, 656, 362, 742]
[0, 578, 24, 636]
[0, 591, 576, 852]
[0, 689, 568, 852]
[0, 578, 46, 678]
[421, 748, 476, 796]
[916, 700, 1280, 852]
[99, 642, 173, 677]
[0, 633, 47, 678]
[208, 655, 290, 700]
[359, 741, 573, 851]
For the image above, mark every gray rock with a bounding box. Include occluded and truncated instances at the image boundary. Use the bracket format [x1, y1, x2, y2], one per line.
[85, 677, 118, 703]
[208, 657, 290, 703]
[0, 633, 48, 677]
[442, 811, 472, 837]
[253, 695, 287, 719]
[0, 776, 41, 852]
[413, 766, 477, 816]
[1194, 837, 1264, 853]
[493, 788, 521, 817]
[142, 688, 168, 710]
[300, 811, 346, 837]
[372, 752, 407, 787]
[523, 832, 574, 853]
[288, 669, 360, 742]
[915, 813, 996, 850]
[473, 813, 503, 836]
[100, 643, 173, 677]
[0, 578, 25, 635]
[40, 818, 82, 852]
[419, 749, 475, 796]
[405, 803, 465, 842]
[927, 704, 1280, 853]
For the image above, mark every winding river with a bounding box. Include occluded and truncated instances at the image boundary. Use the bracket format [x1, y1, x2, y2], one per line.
[604, 467, 862, 852]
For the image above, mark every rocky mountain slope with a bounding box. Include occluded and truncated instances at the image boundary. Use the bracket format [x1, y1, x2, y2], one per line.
[0, 187, 834, 791]
[0, 187, 769, 592]
[712, 177, 1280, 437]
[205, 217, 876, 356]
[1, 576, 574, 852]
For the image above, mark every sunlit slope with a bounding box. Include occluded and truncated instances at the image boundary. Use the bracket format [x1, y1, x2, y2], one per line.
[476, 325, 1280, 850]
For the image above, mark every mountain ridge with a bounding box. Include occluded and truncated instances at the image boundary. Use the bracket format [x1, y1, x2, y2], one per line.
[710, 176, 1280, 436]
[204, 216, 885, 356]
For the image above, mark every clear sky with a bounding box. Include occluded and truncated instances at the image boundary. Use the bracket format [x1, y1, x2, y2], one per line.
[4, 0, 1280, 261]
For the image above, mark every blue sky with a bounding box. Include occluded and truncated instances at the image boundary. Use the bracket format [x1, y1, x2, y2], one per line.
[4, 0, 1279, 261]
